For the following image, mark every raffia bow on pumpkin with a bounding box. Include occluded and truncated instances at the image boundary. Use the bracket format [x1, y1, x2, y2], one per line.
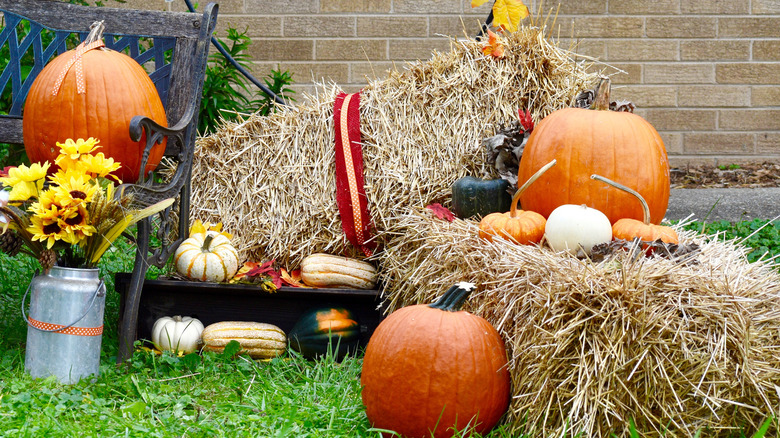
[51, 21, 107, 96]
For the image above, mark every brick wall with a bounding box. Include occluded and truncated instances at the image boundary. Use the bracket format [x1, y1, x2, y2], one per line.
[137, 0, 779, 165]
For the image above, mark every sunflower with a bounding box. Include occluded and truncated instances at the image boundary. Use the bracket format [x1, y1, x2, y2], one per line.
[28, 214, 69, 249]
[49, 169, 97, 208]
[0, 162, 50, 202]
[55, 137, 101, 171]
[28, 189, 63, 219]
[58, 204, 96, 244]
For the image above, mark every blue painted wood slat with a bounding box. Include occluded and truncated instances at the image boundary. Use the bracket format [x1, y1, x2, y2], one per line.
[2, 12, 178, 115]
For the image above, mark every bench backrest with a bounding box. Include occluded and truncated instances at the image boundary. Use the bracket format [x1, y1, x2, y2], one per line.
[0, 0, 217, 157]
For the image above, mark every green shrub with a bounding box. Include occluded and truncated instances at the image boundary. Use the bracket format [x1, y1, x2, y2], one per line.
[198, 26, 295, 135]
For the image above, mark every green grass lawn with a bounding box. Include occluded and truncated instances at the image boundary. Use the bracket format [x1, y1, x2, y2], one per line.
[0, 220, 777, 437]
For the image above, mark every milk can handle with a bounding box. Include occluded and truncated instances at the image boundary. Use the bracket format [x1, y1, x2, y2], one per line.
[21, 271, 106, 333]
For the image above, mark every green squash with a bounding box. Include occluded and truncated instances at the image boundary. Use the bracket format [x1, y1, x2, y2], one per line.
[451, 176, 512, 219]
[288, 307, 361, 360]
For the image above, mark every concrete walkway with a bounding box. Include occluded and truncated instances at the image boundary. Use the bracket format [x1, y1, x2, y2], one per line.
[666, 188, 780, 222]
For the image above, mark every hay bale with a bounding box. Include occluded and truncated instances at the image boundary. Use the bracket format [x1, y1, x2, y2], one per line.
[376, 207, 780, 437]
[190, 26, 598, 266]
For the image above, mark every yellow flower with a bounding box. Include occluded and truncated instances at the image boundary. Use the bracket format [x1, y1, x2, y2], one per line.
[57, 137, 101, 159]
[79, 152, 122, 181]
[28, 215, 68, 249]
[0, 162, 50, 186]
[58, 204, 96, 244]
[8, 181, 42, 203]
[49, 169, 97, 208]
[189, 219, 232, 239]
[28, 190, 64, 221]
[0, 162, 50, 202]
[55, 138, 101, 171]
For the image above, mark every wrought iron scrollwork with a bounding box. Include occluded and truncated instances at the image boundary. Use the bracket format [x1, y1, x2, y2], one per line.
[117, 105, 196, 269]
[149, 198, 184, 268]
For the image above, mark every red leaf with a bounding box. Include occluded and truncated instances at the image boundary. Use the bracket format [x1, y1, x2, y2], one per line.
[518, 108, 534, 133]
[266, 270, 282, 289]
[426, 203, 455, 222]
[245, 259, 276, 278]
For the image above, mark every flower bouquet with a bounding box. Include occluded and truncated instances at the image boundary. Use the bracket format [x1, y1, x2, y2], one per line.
[0, 137, 174, 270]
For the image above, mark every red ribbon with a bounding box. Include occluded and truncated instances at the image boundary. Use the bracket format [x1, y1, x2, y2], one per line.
[51, 40, 105, 96]
[334, 92, 376, 257]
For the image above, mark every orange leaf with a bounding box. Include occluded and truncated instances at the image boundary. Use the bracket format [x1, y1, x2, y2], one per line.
[482, 29, 505, 58]
[280, 268, 310, 288]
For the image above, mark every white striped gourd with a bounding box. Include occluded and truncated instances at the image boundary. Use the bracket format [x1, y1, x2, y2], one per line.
[174, 230, 239, 282]
[300, 253, 378, 289]
[202, 321, 286, 359]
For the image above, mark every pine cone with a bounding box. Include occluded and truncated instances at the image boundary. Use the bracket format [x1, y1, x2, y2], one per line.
[0, 230, 24, 257]
[38, 248, 58, 272]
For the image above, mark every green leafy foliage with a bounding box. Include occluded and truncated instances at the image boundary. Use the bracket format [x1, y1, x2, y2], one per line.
[198, 27, 296, 135]
[682, 218, 780, 264]
[257, 69, 296, 116]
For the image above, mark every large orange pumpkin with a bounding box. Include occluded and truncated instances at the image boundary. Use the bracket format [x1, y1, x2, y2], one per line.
[517, 77, 669, 225]
[361, 283, 510, 438]
[22, 22, 167, 182]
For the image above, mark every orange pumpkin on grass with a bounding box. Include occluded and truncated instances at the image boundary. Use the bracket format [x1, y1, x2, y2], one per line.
[361, 282, 510, 438]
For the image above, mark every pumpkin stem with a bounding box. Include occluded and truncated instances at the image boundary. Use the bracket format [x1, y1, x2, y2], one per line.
[590, 77, 611, 111]
[84, 21, 106, 45]
[201, 234, 215, 251]
[510, 159, 556, 217]
[429, 282, 476, 312]
[590, 174, 651, 224]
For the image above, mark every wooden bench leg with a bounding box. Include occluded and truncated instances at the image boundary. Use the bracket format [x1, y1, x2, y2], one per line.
[117, 218, 151, 363]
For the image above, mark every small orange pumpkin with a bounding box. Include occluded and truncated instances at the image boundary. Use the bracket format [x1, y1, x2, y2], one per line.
[479, 159, 555, 244]
[591, 174, 679, 244]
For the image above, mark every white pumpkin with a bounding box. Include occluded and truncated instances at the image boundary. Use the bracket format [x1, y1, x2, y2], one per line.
[151, 315, 205, 354]
[174, 230, 240, 282]
[544, 204, 612, 256]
